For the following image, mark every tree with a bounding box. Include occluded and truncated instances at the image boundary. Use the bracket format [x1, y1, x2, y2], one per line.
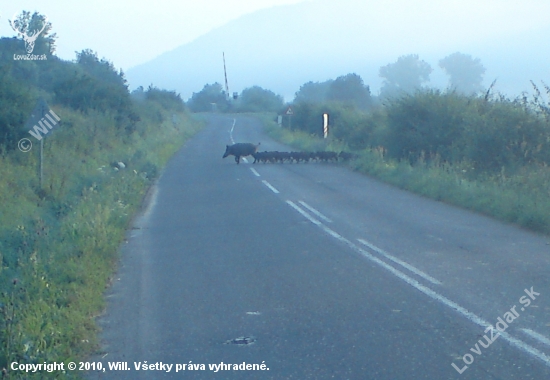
[379, 54, 432, 99]
[76, 49, 127, 87]
[326, 73, 371, 109]
[294, 80, 333, 103]
[144, 85, 185, 112]
[187, 83, 228, 112]
[439, 52, 486, 95]
[8, 11, 57, 55]
[238, 86, 284, 112]
[53, 50, 133, 126]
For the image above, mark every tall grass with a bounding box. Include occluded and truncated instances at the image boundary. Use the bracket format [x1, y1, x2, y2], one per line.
[0, 102, 202, 378]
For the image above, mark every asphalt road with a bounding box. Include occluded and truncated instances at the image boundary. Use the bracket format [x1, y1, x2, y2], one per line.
[88, 114, 550, 379]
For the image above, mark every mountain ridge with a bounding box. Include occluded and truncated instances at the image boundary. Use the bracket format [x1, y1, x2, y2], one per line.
[126, 0, 550, 100]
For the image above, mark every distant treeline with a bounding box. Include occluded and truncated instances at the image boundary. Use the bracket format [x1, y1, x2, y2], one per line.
[185, 52, 487, 115]
[185, 74, 371, 114]
[186, 83, 285, 113]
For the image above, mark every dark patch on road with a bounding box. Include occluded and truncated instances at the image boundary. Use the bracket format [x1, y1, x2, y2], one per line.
[224, 336, 256, 346]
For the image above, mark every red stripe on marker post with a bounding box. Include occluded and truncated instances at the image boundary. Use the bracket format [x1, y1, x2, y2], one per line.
[323, 113, 329, 138]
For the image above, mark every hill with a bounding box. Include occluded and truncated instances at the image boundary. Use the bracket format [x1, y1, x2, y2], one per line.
[125, 0, 550, 100]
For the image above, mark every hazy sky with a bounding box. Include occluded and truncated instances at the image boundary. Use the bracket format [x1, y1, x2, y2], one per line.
[1, 0, 549, 99]
[0, 0, 307, 69]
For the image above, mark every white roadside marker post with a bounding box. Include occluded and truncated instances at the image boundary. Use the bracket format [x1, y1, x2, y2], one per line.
[323, 113, 329, 138]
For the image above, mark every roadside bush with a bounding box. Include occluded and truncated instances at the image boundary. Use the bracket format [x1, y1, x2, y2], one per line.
[381, 89, 550, 174]
[382, 90, 469, 164]
[461, 97, 550, 173]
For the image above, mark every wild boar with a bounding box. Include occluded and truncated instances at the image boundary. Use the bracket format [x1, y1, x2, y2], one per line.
[223, 142, 260, 164]
[252, 151, 269, 164]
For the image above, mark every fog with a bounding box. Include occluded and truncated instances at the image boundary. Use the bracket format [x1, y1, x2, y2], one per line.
[122, 0, 550, 101]
[3, 0, 548, 101]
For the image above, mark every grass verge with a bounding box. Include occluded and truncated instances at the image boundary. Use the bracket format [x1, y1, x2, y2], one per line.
[0, 106, 203, 378]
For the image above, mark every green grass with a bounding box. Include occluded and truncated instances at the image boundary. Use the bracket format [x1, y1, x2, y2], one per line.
[0, 104, 203, 378]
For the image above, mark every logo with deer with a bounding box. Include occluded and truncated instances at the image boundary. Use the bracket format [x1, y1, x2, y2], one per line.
[9, 13, 48, 60]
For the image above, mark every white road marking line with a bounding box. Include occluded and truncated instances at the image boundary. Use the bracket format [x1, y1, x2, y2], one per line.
[242, 157, 249, 163]
[285, 201, 550, 369]
[322, 225, 343, 239]
[286, 200, 321, 225]
[357, 238, 442, 285]
[262, 180, 279, 194]
[298, 201, 332, 223]
[522, 329, 550, 347]
[250, 168, 260, 177]
[230, 118, 236, 144]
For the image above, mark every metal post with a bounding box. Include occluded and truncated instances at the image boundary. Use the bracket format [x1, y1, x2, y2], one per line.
[40, 139, 43, 188]
[285, 107, 293, 129]
[39, 104, 45, 188]
[323, 113, 329, 138]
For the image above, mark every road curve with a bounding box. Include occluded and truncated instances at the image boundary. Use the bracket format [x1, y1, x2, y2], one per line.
[88, 114, 550, 379]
